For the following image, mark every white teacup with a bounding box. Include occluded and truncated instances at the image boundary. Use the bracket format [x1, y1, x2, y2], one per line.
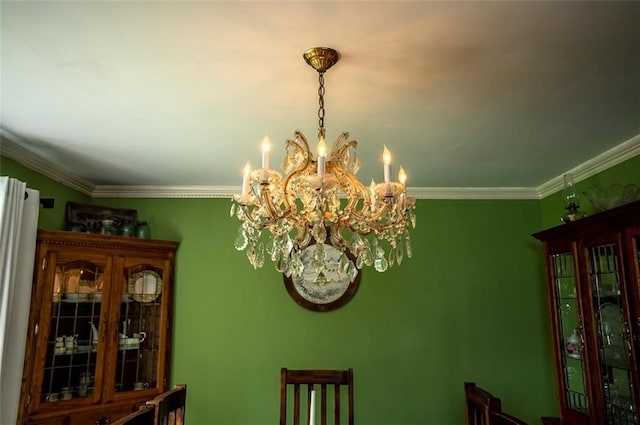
[61, 387, 73, 400]
[133, 332, 146, 343]
[133, 382, 149, 391]
[79, 372, 93, 386]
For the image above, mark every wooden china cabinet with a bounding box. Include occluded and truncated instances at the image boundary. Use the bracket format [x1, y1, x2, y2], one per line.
[534, 200, 640, 425]
[18, 230, 179, 425]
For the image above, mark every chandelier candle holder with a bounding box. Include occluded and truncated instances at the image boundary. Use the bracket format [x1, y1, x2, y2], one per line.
[231, 47, 417, 279]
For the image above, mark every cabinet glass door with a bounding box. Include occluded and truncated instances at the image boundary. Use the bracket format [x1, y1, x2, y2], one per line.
[589, 243, 637, 425]
[43, 260, 105, 404]
[113, 262, 166, 394]
[552, 252, 590, 414]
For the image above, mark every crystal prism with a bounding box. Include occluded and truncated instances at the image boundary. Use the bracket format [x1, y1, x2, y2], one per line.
[234, 227, 248, 251]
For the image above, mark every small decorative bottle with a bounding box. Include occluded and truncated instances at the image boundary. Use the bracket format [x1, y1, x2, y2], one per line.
[136, 221, 151, 239]
[120, 219, 135, 237]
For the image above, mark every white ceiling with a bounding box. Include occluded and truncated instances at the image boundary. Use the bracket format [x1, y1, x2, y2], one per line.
[1, 1, 639, 196]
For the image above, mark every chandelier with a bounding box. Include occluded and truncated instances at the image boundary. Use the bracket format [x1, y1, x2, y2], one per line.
[231, 47, 416, 279]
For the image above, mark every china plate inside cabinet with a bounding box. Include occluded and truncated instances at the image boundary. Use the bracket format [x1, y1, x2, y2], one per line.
[64, 268, 99, 294]
[128, 270, 162, 303]
[599, 303, 624, 345]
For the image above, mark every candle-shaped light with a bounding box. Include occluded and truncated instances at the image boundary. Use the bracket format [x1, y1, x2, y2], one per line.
[261, 135, 271, 169]
[241, 162, 251, 196]
[398, 166, 407, 186]
[317, 138, 327, 176]
[382, 145, 392, 183]
[309, 389, 316, 425]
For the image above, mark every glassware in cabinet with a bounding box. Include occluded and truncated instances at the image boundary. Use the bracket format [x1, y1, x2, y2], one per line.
[551, 251, 590, 415]
[114, 264, 165, 394]
[587, 242, 638, 425]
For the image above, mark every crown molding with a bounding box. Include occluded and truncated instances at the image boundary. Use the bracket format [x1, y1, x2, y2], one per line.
[0, 132, 96, 196]
[3, 129, 638, 200]
[407, 187, 539, 200]
[88, 185, 540, 200]
[536, 135, 640, 199]
[91, 185, 237, 198]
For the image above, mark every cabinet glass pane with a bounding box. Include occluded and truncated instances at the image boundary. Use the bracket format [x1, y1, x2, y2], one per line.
[589, 244, 638, 425]
[114, 265, 163, 393]
[43, 261, 103, 403]
[552, 252, 590, 414]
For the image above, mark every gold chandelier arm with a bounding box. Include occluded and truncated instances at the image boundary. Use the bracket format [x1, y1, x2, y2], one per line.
[329, 132, 351, 158]
[327, 132, 374, 215]
[282, 131, 313, 211]
[330, 134, 358, 166]
[288, 130, 312, 157]
[260, 187, 283, 223]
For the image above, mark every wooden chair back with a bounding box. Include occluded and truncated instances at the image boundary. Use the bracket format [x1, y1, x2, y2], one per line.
[488, 409, 528, 425]
[146, 384, 187, 425]
[465, 382, 501, 425]
[111, 405, 155, 425]
[280, 368, 354, 425]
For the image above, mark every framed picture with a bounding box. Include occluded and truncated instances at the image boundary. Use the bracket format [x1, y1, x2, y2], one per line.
[66, 202, 138, 233]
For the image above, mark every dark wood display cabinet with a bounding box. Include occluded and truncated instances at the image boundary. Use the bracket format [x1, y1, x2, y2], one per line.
[534, 200, 640, 425]
[18, 230, 179, 425]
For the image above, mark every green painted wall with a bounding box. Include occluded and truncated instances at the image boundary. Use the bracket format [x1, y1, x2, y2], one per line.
[4, 156, 559, 424]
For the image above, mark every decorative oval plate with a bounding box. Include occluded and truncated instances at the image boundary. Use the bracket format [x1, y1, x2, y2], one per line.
[128, 270, 162, 303]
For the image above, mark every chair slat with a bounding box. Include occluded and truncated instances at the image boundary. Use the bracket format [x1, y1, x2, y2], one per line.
[294, 384, 301, 425]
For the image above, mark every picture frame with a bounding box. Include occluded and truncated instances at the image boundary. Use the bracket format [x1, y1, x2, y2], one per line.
[66, 202, 138, 234]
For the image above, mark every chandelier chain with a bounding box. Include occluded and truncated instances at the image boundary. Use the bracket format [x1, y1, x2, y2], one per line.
[317, 72, 326, 132]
